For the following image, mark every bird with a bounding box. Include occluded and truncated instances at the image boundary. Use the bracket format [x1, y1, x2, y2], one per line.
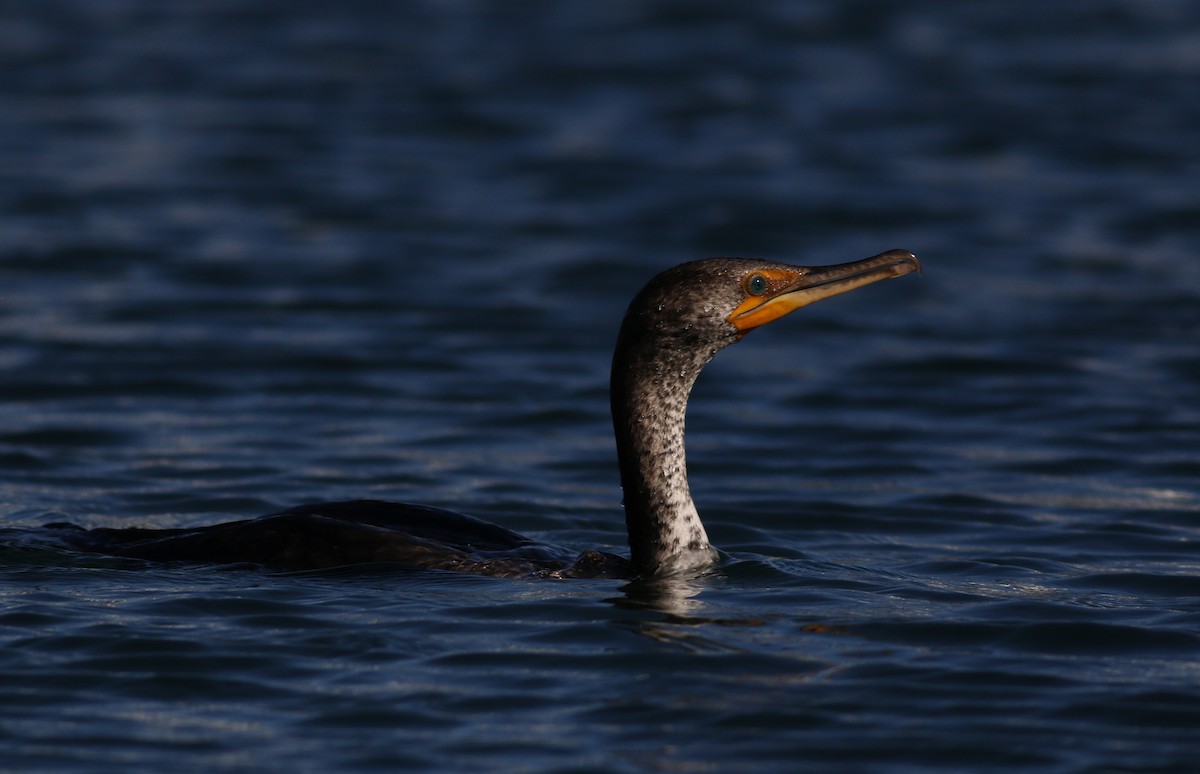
[37, 250, 920, 579]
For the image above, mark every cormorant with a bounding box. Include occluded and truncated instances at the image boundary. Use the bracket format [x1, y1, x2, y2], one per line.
[36, 250, 920, 578]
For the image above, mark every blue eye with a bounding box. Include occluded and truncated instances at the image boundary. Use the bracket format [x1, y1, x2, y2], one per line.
[747, 274, 767, 296]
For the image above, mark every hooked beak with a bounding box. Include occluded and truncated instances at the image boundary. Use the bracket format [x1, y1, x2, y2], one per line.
[728, 249, 921, 333]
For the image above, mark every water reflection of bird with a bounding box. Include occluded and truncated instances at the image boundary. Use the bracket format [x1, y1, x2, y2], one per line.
[49, 251, 919, 578]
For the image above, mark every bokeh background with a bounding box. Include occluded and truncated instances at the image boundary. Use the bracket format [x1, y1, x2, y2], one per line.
[2, 2, 1199, 772]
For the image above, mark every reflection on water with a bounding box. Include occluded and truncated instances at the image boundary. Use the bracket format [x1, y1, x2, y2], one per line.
[2, 0, 1200, 771]
[616, 575, 713, 618]
[617, 577, 743, 652]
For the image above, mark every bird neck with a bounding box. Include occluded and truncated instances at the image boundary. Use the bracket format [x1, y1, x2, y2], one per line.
[610, 333, 720, 576]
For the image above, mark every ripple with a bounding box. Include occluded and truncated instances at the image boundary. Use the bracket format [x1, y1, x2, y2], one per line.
[3, 0, 1200, 772]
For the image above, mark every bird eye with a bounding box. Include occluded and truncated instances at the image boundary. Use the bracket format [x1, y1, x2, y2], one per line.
[746, 274, 768, 296]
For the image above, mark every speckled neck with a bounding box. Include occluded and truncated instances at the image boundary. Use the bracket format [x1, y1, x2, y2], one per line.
[609, 264, 744, 576]
[611, 342, 719, 575]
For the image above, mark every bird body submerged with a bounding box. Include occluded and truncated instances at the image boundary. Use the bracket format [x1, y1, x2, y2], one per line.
[49, 500, 632, 578]
[24, 250, 920, 579]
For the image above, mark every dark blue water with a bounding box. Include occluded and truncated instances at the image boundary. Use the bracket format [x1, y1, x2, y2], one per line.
[2, 1, 1199, 771]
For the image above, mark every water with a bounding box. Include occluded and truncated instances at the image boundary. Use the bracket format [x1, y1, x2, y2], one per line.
[2, 0, 1199, 771]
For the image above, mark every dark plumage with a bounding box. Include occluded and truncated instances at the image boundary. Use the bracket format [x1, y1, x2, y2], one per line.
[22, 251, 920, 578]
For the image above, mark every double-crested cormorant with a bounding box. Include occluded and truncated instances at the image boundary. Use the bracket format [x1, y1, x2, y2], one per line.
[35, 250, 920, 578]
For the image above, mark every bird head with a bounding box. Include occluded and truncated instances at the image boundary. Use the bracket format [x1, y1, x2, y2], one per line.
[617, 249, 921, 362]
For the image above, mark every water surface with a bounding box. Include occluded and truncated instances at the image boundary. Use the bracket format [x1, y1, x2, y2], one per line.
[2, 1, 1199, 771]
